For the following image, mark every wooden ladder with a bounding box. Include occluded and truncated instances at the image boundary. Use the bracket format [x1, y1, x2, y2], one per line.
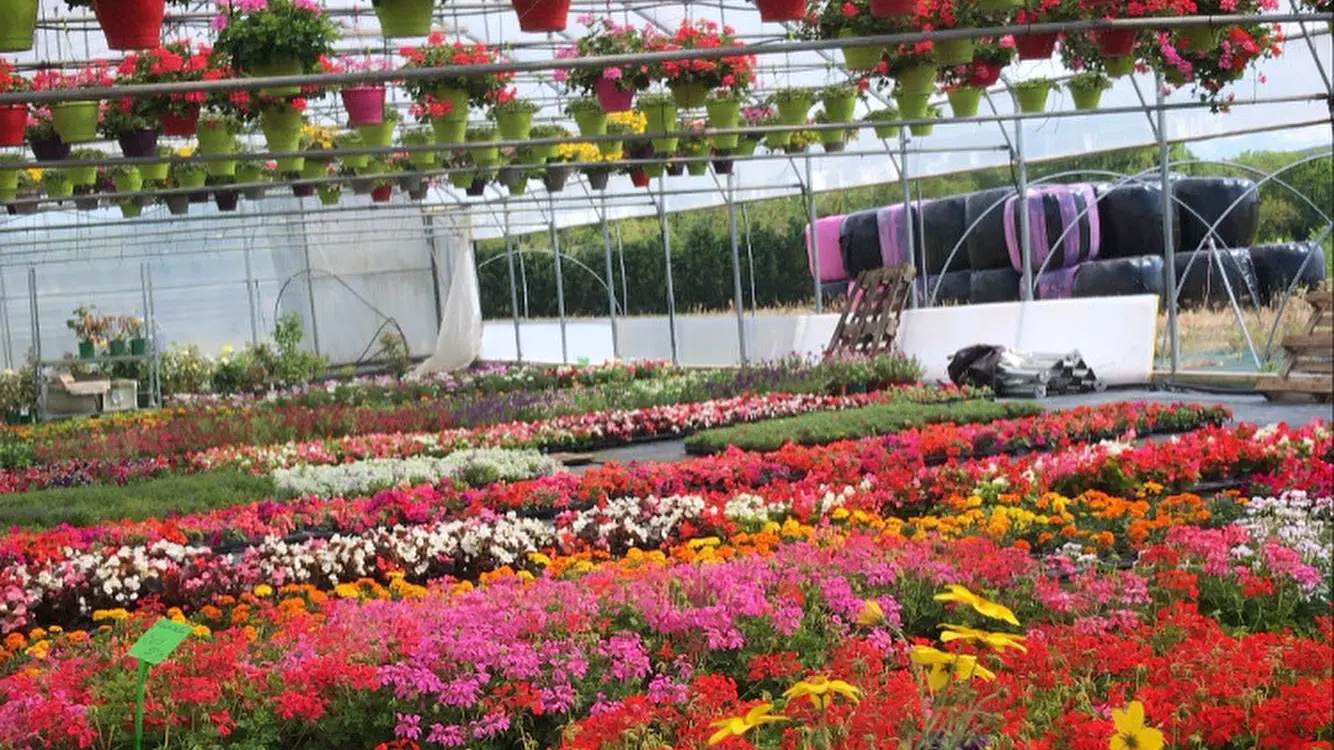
[825, 265, 916, 359]
[1256, 289, 1333, 402]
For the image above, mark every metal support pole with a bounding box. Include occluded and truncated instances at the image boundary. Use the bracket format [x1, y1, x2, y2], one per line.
[616, 225, 628, 316]
[503, 201, 523, 363]
[422, 213, 444, 331]
[1013, 103, 1034, 301]
[899, 127, 919, 308]
[1157, 76, 1180, 376]
[243, 227, 259, 346]
[299, 226, 321, 356]
[549, 195, 569, 363]
[727, 170, 749, 365]
[658, 174, 679, 365]
[804, 155, 823, 314]
[0, 268, 12, 369]
[601, 193, 620, 360]
[28, 267, 41, 420]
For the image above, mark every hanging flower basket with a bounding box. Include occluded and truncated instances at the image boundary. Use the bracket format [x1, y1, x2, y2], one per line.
[1068, 74, 1112, 111]
[712, 156, 734, 174]
[371, 183, 393, 202]
[754, 0, 809, 22]
[51, 101, 100, 144]
[164, 193, 189, 215]
[1104, 56, 1135, 78]
[357, 119, 397, 148]
[260, 104, 305, 172]
[735, 138, 760, 157]
[1013, 80, 1052, 113]
[1178, 24, 1223, 53]
[73, 188, 99, 211]
[160, 106, 199, 137]
[896, 64, 937, 96]
[543, 164, 571, 192]
[644, 162, 665, 179]
[1014, 32, 1058, 61]
[117, 128, 158, 159]
[1094, 28, 1138, 57]
[342, 87, 386, 127]
[374, 0, 434, 37]
[838, 30, 886, 70]
[969, 61, 1003, 88]
[909, 109, 937, 137]
[629, 168, 650, 188]
[292, 183, 316, 198]
[42, 172, 73, 198]
[30, 134, 69, 161]
[947, 86, 982, 118]
[248, 61, 304, 97]
[495, 109, 535, 142]
[775, 90, 814, 125]
[705, 97, 741, 150]
[894, 92, 931, 119]
[669, 82, 709, 110]
[585, 169, 609, 191]
[0, 104, 25, 147]
[572, 106, 608, 138]
[594, 79, 634, 113]
[91, 0, 164, 50]
[507, 180, 527, 196]
[935, 38, 976, 67]
[869, 0, 916, 18]
[642, 96, 680, 153]
[214, 188, 240, 212]
[196, 121, 238, 177]
[0, 0, 38, 53]
[511, 0, 571, 33]
[820, 88, 858, 123]
[431, 115, 467, 146]
[1071, 86, 1105, 110]
[465, 176, 487, 196]
[449, 170, 473, 189]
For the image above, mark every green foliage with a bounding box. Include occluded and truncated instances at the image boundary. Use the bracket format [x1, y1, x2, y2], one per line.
[0, 471, 277, 530]
[684, 399, 1042, 454]
[379, 330, 412, 378]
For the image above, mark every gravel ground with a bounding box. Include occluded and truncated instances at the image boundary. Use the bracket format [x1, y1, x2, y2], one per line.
[569, 387, 1331, 472]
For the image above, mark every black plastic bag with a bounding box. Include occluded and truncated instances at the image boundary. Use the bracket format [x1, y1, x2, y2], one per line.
[1247, 242, 1329, 304]
[920, 196, 969, 274]
[1172, 248, 1260, 308]
[948, 344, 1007, 388]
[1004, 184, 1101, 272]
[964, 187, 1017, 270]
[969, 267, 1022, 304]
[839, 209, 883, 276]
[918, 270, 970, 305]
[1174, 177, 1260, 252]
[1073, 255, 1166, 298]
[1093, 181, 1180, 259]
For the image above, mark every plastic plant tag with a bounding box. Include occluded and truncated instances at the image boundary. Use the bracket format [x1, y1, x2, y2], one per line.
[129, 618, 193, 665]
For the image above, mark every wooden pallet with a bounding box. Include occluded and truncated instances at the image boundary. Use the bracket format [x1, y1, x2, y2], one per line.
[1256, 289, 1334, 402]
[825, 265, 916, 359]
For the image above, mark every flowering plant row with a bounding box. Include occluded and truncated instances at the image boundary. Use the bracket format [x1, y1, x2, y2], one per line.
[2, 515, 1329, 749]
[271, 449, 565, 500]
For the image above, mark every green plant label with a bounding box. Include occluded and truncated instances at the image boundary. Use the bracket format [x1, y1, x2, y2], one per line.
[128, 619, 192, 665]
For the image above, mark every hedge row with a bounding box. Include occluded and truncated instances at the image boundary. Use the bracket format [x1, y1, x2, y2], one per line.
[684, 399, 1043, 454]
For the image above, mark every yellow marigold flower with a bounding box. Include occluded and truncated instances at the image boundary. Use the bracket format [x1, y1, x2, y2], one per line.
[92, 608, 130, 623]
[707, 702, 789, 746]
[528, 552, 553, 567]
[1110, 701, 1164, 750]
[175, 146, 194, 157]
[857, 600, 885, 627]
[933, 585, 1020, 626]
[784, 676, 861, 710]
[28, 628, 45, 641]
[687, 536, 721, 549]
[254, 584, 274, 597]
[333, 583, 360, 599]
[910, 646, 997, 692]
[938, 624, 1028, 653]
[192, 624, 211, 638]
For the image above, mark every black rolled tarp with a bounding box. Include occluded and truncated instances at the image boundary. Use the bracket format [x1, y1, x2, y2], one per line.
[969, 267, 1022, 304]
[1172, 248, 1261, 308]
[919, 270, 971, 305]
[1003, 184, 1102, 272]
[1173, 177, 1261, 252]
[1072, 255, 1166, 298]
[839, 208, 883, 276]
[919, 196, 969, 274]
[1093, 182, 1181, 259]
[1247, 242, 1330, 304]
[1034, 267, 1080, 300]
[964, 187, 1017, 271]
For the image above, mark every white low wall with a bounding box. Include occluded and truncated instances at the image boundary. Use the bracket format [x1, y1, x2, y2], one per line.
[481, 295, 1159, 385]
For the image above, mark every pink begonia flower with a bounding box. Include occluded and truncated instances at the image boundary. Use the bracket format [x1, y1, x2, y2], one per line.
[293, 0, 320, 12]
[553, 69, 568, 83]
[211, 14, 228, 30]
[576, 13, 595, 25]
[601, 67, 622, 81]
[554, 46, 578, 60]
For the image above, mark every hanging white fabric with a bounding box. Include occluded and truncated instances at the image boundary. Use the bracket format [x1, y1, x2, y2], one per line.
[413, 234, 482, 375]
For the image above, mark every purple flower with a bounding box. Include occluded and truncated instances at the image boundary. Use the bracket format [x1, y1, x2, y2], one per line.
[394, 713, 422, 740]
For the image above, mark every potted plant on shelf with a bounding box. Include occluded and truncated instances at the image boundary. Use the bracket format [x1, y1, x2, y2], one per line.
[124, 316, 147, 355]
[569, 97, 608, 140]
[773, 88, 815, 127]
[555, 17, 653, 112]
[400, 127, 438, 170]
[41, 168, 72, 198]
[194, 110, 242, 177]
[909, 103, 939, 136]
[66, 306, 104, 359]
[236, 156, 270, 200]
[0, 59, 29, 147]
[401, 36, 513, 146]
[32, 64, 114, 145]
[491, 93, 539, 142]
[335, 131, 370, 172]
[213, 0, 339, 95]
[66, 148, 102, 187]
[1067, 71, 1113, 110]
[805, 0, 896, 70]
[648, 19, 756, 109]
[259, 97, 308, 173]
[1012, 77, 1054, 113]
[371, 0, 435, 37]
[1, 0, 38, 53]
[141, 145, 174, 184]
[106, 316, 130, 356]
[321, 56, 390, 127]
[510, 0, 572, 33]
[862, 107, 900, 139]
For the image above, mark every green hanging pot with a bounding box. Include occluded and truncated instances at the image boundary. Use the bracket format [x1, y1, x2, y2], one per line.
[113, 169, 143, 193]
[822, 92, 857, 123]
[237, 164, 265, 185]
[340, 151, 371, 170]
[735, 138, 760, 157]
[530, 142, 558, 164]
[685, 158, 708, 177]
[1014, 82, 1051, 113]
[1104, 56, 1136, 78]
[894, 92, 931, 119]
[872, 119, 899, 139]
[176, 169, 208, 189]
[818, 127, 845, 146]
[1070, 86, 1105, 111]
[765, 130, 793, 149]
[119, 201, 143, 218]
[356, 120, 396, 148]
[776, 93, 814, 126]
[496, 110, 534, 141]
[909, 117, 935, 137]
[0, 168, 17, 202]
[141, 156, 170, 183]
[373, 0, 435, 38]
[597, 137, 623, 158]
[897, 64, 937, 96]
[669, 82, 708, 109]
[469, 140, 501, 169]
[1178, 24, 1222, 53]
[301, 158, 330, 180]
[935, 38, 976, 67]
[573, 108, 608, 137]
[50, 101, 100, 143]
[704, 98, 740, 149]
[433, 87, 470, 120]
[67, 163, 99, 187]
[644, 162, 665, 178]
[947, 86, 982, 118]
[643, 99, 680, 152]
[317, 186, 342, 206]
[248, 60, 304, 97]
[449, 170, 474, 189]
[976, 0, 1020, 8]
[838, 30, 885, 70]
[42, 174, 73, 197]
[431, 116, 468, 146]
[196, 123, 237, 177]
[508, 180, 527, 196]
[0, 0, 38, 53]
[260, 105, 305, 173]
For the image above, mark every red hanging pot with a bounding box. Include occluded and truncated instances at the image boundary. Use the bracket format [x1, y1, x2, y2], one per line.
[510, 0, 571, 33]
[342, 86, 386, 127]
[968, 61, 1003, 88]
[595, 79, 635, 113]
[1093, 28, 1137, 57]
[0, 104, 26, 147]
[630, 168, 650, 188]
[160, 105, 200, 137]
[869, 0, 917, 18]
[371, 183, 393, 203]
[1014, 31, 1058, 61]
[91, 0, 165, 50]
[754, 0, 810, 22]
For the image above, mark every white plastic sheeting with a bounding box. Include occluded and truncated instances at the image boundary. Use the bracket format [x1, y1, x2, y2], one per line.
[414, 215, 483, 375]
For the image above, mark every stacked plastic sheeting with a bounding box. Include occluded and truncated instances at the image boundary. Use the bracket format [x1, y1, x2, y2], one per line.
[804, 176, 1326, 308]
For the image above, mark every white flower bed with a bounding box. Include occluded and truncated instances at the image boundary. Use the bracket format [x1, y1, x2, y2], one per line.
[271, 449, 564, 499]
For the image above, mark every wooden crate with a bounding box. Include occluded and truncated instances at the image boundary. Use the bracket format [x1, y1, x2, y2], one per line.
[1256, 289, 1333, 402]
[825, 265, 916, 359]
